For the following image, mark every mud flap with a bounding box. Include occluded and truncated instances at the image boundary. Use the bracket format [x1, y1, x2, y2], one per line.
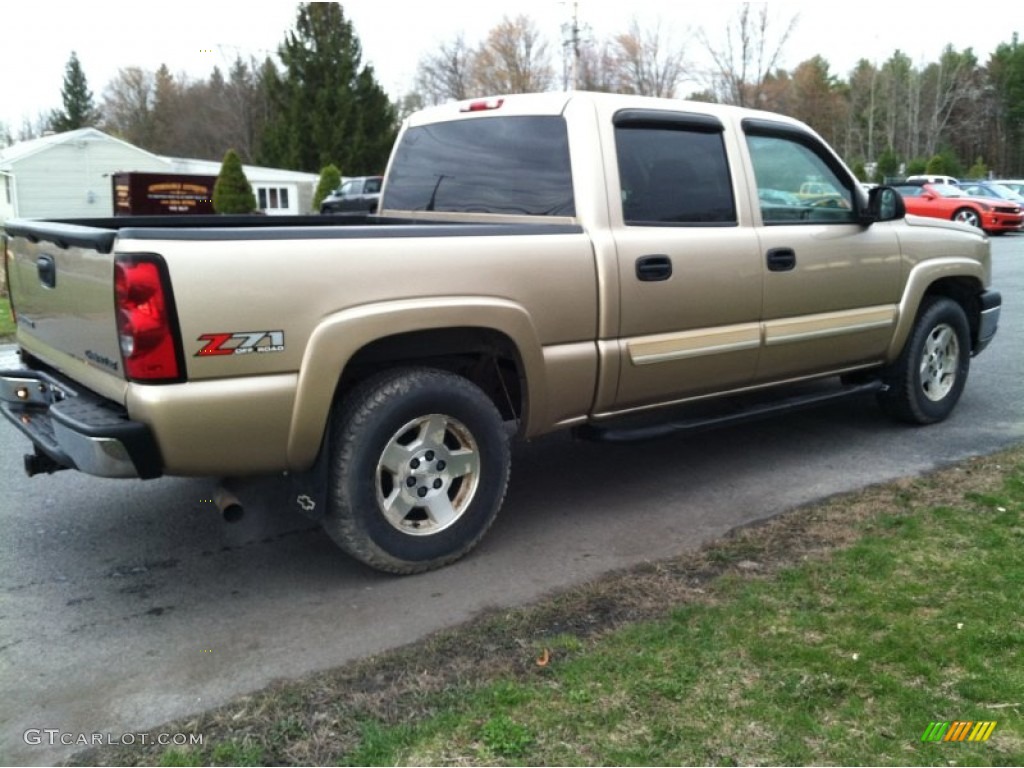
[286, 436, 330, 522]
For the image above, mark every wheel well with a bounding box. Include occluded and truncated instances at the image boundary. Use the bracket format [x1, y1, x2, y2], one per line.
[922, 277, 983, 349]
[336, 328, 525, 422]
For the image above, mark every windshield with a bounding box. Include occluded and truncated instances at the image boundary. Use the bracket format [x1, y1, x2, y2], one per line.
[930, 183, 964, 197]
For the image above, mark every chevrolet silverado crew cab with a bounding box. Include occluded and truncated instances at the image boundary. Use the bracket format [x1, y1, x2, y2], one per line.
[0, 92, 1001, 574]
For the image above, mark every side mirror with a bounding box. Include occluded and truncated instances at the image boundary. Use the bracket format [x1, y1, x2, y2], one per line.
[865, 186, 906, 223]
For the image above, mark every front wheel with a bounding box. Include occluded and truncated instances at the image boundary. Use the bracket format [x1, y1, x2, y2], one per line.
[323, 368, 511, 574]
[952, 207, 981, 229]
[877, 297, 971, 424]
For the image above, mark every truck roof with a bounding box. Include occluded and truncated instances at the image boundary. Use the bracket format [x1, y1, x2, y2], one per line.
[406, 91, 811, 133]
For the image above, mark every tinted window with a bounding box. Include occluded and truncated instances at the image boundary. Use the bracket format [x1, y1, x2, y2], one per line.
[364, 177, 382, 194]
[383, 116, 575, 216]
[616, 127, 736, 225]
[746, 134, 856, 224]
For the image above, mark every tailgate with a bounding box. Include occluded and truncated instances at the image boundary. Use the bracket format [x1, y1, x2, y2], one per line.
[3, 221, 128, 400]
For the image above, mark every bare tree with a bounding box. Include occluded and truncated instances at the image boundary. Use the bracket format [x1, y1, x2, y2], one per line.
[612, 18, 687, 97]
[101, 67, 156, 147]
[576, 41, 620, 93]
[877, 50, 915, 161]
[98, 60, 273, 161]
[472, 15, 553, 94]
[698, 2, 799, 107]
[787, 56, 847, 147]
[416, 34, 476, 105]
[919, 46, 980, 157]
[203, 56, 270, 162]
[15, 113, 51, 142]
[845, 59, 881, 163]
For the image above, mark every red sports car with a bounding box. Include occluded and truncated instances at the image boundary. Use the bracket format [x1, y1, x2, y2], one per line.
[892, 182, 1023, 234]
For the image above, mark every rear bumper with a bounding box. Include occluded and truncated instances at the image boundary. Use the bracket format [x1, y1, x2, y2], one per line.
[0, 349, 163, 478]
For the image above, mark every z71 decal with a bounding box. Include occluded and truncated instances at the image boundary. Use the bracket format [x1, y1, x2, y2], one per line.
[195, 331, 285, 357]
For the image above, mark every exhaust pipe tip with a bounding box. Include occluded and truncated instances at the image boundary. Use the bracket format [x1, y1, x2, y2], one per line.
[213, 487, 245, 523]
[24, 452, 68, 477]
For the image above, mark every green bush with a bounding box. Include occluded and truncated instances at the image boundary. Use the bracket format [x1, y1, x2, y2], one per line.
[967, 157, 989, 179]
[213, 149, 257, 214]
[313, 164, 341, 210]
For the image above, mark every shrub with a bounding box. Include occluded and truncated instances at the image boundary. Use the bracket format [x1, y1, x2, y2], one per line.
[314, 164, 342, 210]
[213, 149, 257, 214]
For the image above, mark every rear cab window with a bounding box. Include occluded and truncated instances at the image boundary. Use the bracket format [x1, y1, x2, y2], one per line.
[382, 116, 575, 216]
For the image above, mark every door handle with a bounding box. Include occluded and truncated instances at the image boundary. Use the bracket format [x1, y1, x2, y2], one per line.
[37, 254, 56, 288]
[636, 254, 672, 281]
[766, 248, 796, 272]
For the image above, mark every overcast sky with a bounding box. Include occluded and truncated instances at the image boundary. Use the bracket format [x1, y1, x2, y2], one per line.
[1, 0, 1019, 134]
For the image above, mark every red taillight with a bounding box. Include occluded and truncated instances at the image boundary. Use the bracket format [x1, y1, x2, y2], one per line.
[114, 255, 182, 382]
[460, 98, 504, 112]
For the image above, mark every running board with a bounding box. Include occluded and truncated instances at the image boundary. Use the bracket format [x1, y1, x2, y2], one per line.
[574, 380, 885, 443]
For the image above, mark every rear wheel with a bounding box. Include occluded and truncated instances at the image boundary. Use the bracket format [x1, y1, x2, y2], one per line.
[952, 207, 981, 229]
[877, 297, 970, 424]
[323, 367, 511, 574]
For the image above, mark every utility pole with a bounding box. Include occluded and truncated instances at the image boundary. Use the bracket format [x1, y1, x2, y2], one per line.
[562, 1, 582, 90]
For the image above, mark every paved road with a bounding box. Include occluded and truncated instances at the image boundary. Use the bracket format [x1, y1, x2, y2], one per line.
[2, 235, 1022, 766]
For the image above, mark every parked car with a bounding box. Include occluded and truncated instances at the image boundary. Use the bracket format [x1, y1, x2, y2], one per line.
[892, 181, 1023, 234]
[991, 179, 1024, 197]
[320, 175, 383, 214]
[796, 180, 841, 202]
[959, 180, 1024, 206]
[906, 174, 960, 185]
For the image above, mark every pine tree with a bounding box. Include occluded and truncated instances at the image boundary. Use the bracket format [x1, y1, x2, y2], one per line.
[313, 164, 342, 209]
[259, 3, 397, 174]
[213, 149, 257, 214]
[50, 51, 99, 132]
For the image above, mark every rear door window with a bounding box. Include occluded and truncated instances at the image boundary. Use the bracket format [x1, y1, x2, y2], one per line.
[614, 114, 736, 226]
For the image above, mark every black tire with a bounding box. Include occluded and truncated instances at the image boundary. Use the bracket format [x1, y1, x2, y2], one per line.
[952, 207, 981, 229]
[323, 368, 511, 574]
[877, 297, 971, 424]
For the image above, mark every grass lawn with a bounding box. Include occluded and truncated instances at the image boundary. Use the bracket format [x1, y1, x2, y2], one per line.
[73, 446, 1024, 767]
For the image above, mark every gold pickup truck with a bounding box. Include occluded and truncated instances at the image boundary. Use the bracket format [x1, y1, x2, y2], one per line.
[0, 92, 1002, 573]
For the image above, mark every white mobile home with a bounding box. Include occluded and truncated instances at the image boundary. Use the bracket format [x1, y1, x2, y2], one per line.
[0, 128, 166, 220]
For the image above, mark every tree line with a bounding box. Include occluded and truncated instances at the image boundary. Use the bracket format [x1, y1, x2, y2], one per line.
[11, 3, 1024, 180]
